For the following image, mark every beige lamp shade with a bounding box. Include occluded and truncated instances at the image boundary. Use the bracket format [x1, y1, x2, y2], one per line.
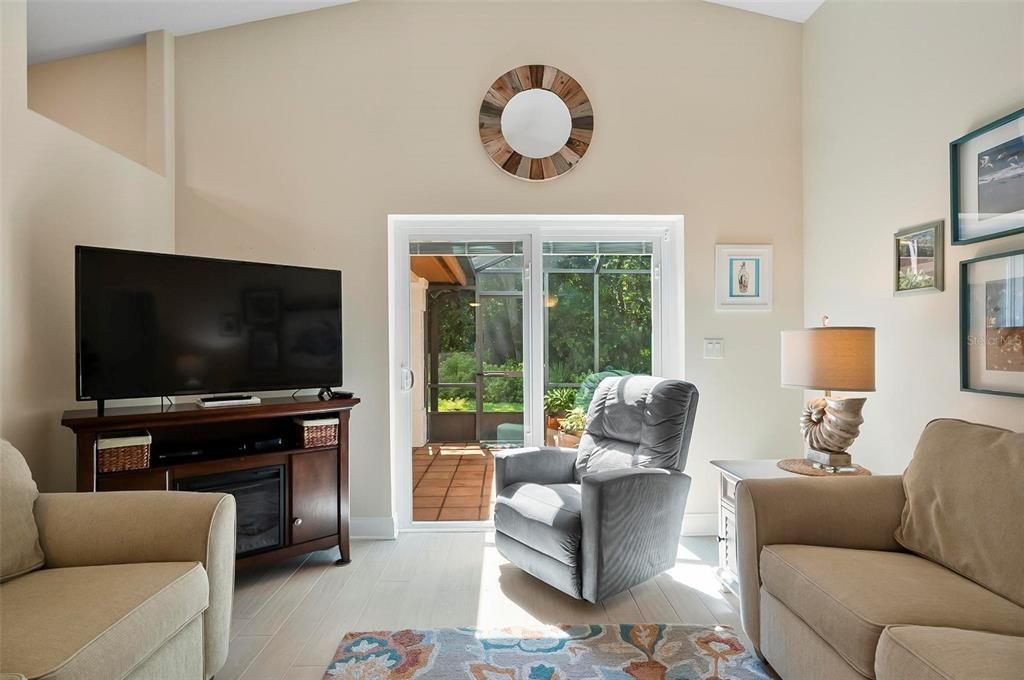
[781, 326, 876, 392]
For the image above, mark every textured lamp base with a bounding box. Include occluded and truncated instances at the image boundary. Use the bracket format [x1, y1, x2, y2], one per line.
[805, 448, 852, 468]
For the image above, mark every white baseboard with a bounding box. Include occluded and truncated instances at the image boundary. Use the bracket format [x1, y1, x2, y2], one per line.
[682, 512, 717, 537]
[350, 516, 397, 539]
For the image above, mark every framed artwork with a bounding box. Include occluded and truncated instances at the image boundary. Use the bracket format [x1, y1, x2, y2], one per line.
[960, 249, 1024, 397]
[715, 245, 773, 311]
[951, 106, 1024, 244]
[894, 220, 944, 295]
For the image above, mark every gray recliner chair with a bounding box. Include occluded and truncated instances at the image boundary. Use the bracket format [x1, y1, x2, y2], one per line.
[493, 375, 699, 602]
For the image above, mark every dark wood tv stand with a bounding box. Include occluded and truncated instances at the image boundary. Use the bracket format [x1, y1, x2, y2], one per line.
[61, 395, 360, 568]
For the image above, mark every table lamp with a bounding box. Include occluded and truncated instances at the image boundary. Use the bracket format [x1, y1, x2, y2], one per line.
[781, 319, 876, 472]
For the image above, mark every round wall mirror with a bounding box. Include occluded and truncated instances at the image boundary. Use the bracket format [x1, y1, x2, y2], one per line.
[479, 65, 593, 181]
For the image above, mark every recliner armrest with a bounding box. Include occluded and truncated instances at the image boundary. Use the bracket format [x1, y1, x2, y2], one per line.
[493, 446, 577, 490]
[34, 491, 236, 679]
[735, 475, 905, 653]
[581, 467, 690, 602]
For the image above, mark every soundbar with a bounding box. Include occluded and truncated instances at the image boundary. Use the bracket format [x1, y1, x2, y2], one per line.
[196, 395, 261, 408]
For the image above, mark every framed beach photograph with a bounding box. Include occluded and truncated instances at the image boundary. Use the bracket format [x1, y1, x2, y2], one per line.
[960, 249, 1024, 397]
[951, 106, 1024, 244]
[894, 220, 944, 295]
[715, 244, 773, 311]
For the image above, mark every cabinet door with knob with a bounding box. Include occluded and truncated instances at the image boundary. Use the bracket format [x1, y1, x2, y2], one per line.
[290, 448, 339, 545]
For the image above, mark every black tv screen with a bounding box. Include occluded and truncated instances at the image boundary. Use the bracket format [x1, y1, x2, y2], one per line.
[76, 247, 342, 401]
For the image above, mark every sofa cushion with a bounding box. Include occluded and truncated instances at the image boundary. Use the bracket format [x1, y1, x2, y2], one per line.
[494, 483, 582, 566]
[0, 562, 208, 680]
[760, 545, 1024, 678]
[895, 418, 1024, 607]
[0, 441, 44, 583]
[876, 626, 1024, 680]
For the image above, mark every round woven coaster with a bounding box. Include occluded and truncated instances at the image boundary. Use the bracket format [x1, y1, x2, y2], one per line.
[777, 458, 871, 476]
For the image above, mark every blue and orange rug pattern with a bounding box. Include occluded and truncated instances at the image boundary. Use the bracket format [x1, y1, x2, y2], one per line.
[323, 624, 771, 679]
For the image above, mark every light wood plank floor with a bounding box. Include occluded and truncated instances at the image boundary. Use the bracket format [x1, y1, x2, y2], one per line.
[224, 533, 744, 680]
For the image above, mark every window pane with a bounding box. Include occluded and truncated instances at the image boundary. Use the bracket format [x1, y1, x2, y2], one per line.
[431, 289, 475, 355]
[433, 386, 475, 412]
[482, 376, 523, 413]
[543, 255, 598, 272]
[599, 255, 651, 271]
[477, 272, 522, 292]
[545, 272, 594, 384]
[481, 296, 523, 366]
[598, 272, 652, 374]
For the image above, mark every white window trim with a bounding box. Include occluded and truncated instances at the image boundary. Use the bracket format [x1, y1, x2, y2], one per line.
[388, 215, 685, 532]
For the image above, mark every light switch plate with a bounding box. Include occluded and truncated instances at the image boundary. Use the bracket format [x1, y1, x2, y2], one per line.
[703, 337, 724, 359]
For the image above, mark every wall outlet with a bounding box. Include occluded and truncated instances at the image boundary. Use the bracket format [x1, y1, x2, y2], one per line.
[703, 338, 724, 359]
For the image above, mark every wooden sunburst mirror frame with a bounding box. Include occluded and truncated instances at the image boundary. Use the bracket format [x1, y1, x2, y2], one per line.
[479, 65, 593, 181]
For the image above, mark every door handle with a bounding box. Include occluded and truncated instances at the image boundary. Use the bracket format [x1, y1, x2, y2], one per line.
[401, 366, 416, 392]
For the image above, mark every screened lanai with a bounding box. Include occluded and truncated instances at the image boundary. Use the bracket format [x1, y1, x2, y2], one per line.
[410, 240, 653, 449]
[408, 238, 657, 522]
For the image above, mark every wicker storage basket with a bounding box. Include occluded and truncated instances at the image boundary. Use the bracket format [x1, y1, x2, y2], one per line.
[295, 417, 339, 448]
[97, 430, 152, 473]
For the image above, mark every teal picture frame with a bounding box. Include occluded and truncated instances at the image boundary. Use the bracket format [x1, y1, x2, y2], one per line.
[950, 105, 1024, 245]
[959, 248, 1024, 398]
[715, 244, 772, 311]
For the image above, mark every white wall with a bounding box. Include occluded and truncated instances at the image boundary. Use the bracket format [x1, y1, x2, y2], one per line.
[1, 0, 175, 490]
[803, 0, 1024, 475]
[28, 43, 148, 167]
[175, 0, 805, 529]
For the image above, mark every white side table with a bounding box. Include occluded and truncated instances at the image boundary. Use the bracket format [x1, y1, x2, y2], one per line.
[709, 459, 799, 595]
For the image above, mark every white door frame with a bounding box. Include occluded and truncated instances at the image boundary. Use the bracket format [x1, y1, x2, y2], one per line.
[388, 215, 685, 532]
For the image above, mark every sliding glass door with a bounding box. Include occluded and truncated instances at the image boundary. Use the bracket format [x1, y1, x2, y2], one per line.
[394, 217, 674, 526]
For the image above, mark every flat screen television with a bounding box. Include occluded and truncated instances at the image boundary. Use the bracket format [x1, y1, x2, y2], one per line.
[76, 246, 342, 402]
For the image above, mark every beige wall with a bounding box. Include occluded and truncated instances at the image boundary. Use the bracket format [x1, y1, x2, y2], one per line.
[1, 0, 174, 490]
[175, 0, 805, 527]
[803, 0, 1024, 475]
[28, 43, 148, 167]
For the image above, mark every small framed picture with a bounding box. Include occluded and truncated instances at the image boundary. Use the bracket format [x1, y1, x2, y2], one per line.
[951, 106, 1024, 244]
[715, 244, 772, 311]
[960, 249, 1024, 397]
[894, 220, 944, 295]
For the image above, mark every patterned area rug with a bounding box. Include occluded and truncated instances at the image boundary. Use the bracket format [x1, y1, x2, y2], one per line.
[323, 624, 771, 679]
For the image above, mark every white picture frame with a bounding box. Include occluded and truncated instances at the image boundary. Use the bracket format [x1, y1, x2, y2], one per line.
[715, 244, 773, 311]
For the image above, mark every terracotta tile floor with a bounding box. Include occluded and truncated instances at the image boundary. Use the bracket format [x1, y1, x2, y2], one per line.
[412, 443, 495, 521]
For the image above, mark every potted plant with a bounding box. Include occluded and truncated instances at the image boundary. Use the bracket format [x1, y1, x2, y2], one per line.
[543, 387, 577, 429]
[556, 406, 588, 448]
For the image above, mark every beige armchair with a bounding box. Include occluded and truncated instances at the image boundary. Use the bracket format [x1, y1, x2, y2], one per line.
[735, 419, 1024, 680]
[1, 440, 236, 680]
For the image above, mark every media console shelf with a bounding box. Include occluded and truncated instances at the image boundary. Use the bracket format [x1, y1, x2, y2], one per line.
[61, 395, 360, 568]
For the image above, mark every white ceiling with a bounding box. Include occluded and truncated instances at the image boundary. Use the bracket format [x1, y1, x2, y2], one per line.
[704, 0, 825, 23]
[28, 0, 822, 66]
[27, 0, 356, 64]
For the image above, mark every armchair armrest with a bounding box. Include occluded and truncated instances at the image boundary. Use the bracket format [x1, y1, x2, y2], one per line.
[581, 467, 690, 602]
[735, 475, 905, 652]
[493, 446, 577, 490]
[34, 491, 236, 678]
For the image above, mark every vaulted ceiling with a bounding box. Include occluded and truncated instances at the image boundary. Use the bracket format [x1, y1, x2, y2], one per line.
[27, 0, 356, 64]
[27, 0, 822, 66]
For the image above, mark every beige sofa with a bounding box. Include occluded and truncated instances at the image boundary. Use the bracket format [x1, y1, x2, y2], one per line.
[0, 441, 236, 680]
[736, 419, 1024, 680]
